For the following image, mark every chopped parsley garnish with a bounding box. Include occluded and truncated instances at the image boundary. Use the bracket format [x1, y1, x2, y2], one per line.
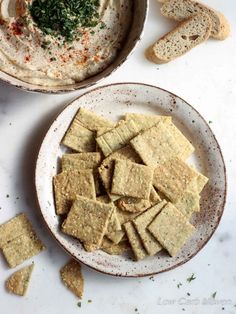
[30, 0, 100, 42]
[187, 292, 191, 296]
[177, 282, 183, 288]
[77, 301, 81, 307]
[88, 299, 92, 303]
[212, 292, 217, 299]
[186, 273, 196, 283]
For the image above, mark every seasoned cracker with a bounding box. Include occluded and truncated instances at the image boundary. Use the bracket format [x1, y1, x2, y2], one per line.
[62, 122, 96, 152]
[2, 232, 45, 268]
[96, 119, 139, 157]
[133, 200, 167, 255]
[153, 157, 198, 202]
[117, 187, 161, 213]
[98, 146, 141, 201]
[60, 259, 84, 299]
[130, 122, 183, 166]
[148, 202, 196, 257]
[0, 213, 32, 249]
[62, 197, 113, 249]
[111, 159, 154, 199]
[61, 152, 102, 171]
[74, 107, 114, 132]
[174, 191, 200, 217]
[6, 264, 34, 296]
[123, 221, 147, 261]
[195, 172, 209, 193]
[125, 113, 172, 132]
[101, 237, 130, 255]
[53, 170, 96, 214]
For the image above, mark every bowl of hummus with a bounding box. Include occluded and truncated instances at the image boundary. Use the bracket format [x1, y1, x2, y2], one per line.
[0, 0, 147, 93]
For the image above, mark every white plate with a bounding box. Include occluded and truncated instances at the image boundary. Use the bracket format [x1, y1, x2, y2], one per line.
[35, 83, 226, 277]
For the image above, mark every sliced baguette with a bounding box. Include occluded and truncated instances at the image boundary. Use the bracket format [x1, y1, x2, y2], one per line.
[161, 0, 230, 40]
[146, 13, 212, 64]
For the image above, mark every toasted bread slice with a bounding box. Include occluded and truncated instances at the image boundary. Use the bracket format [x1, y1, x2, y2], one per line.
[146, 13, 212, 64]
[161, 0, 230, 40]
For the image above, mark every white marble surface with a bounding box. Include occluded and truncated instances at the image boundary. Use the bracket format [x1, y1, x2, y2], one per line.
[0, 1, 236, 313]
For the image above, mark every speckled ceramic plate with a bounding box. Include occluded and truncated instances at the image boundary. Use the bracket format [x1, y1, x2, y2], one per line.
[35, 83, 226, 277]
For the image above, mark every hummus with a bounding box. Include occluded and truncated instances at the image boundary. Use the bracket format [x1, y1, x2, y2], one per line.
[0, 0, 133, 86]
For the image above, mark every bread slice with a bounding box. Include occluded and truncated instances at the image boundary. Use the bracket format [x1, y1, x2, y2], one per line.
[146, 13, 212, 64]
[160, 0, 230, 40]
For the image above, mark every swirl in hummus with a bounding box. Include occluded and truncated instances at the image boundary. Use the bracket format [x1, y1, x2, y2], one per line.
[0, 0, 133, 86]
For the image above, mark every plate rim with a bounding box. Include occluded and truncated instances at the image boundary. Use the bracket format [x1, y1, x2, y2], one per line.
[35, 82, 227, 277]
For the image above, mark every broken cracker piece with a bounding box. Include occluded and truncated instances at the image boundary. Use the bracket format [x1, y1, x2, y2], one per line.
[123, 221, 147, 261]
[117, 186, 161, 213]
[60, 259, 84, 298]
[53, 170, 96, 215]
[153, 157, 198, 202]
[133, 200, 167, 255]
[6, 263, 34, 296]
[2, 232, 45, 268]
[111, 159, 154, 199]
[62, 197, 114, 249]
[96, 119, 139, 157]
[148, 202, 196, 257]
[101, 237, 130, 255]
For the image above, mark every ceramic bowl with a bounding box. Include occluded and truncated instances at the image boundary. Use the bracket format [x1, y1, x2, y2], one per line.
[0, 1, 147, 94]
[35, 83, 226, 276]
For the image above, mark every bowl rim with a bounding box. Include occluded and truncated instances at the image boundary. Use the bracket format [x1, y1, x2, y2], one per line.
[0, 1, 148, 95]
[35, 82, 227, 277]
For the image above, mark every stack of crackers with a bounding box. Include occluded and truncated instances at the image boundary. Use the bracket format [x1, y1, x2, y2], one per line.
[53, 108, 208, 261]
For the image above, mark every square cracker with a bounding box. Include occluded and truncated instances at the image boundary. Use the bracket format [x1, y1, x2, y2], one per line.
[123, 221, 147, 261]
[0, 213, 32, 248]
[98, 146, 141, 201]
[133, 200, 167, 255]
[111, 159, 154, 199]
[53, 170, 96, 215]
[153, 157, 198, 203]
[61, 153, 102, 196]
[62, 197, 114, 249]
[148, 202, 196, 257]
[96, 119, 139, 157]
[60, 259, 84, 299]
[6, 264, 34, 296]
[2, 232, 45, 268]
[130, 121, 184, 167]
[73, 107, 114, 132]
[61, 152, 102, 171]
[117, 187, 161, 213]
[62, 122, 96, 152]
[125, 113, 172, 132]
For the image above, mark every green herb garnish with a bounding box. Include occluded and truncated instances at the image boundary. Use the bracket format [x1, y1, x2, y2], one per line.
[177, 282, 182, 288]
[77, 301, 81, 307]
[212, 292, 217, 299]
[30, 0, 100, 42]
[88, 299, 92, 303]
[186, 273, 196, 283]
